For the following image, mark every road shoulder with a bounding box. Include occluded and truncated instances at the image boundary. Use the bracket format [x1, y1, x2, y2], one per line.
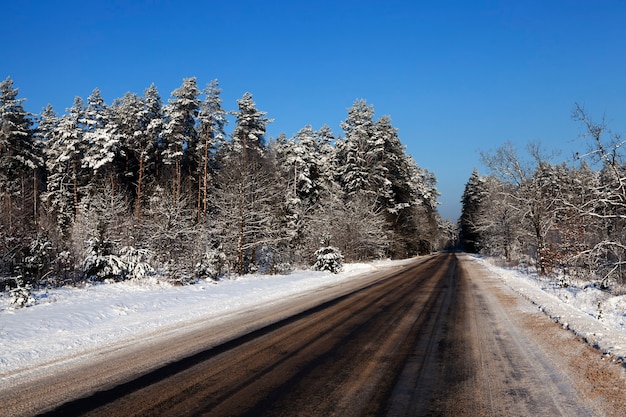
[463, 255, 626, 417]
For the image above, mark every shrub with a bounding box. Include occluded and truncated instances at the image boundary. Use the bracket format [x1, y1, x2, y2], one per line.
[313, 246, 344, 274]
[9, 276, 36, 308]
[195, 247, 226, 281]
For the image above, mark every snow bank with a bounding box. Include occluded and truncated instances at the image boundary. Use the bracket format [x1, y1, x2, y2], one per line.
[0, 261, 394, 377]
[471, 256, 626, 367]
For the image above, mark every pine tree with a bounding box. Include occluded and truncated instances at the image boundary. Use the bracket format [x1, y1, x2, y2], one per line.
[374, 116, 411, 213]
[215, 93, 280, 274]
[229, 92, 273, 161]
[0, 77, 43, 279]
[112, 85, 162, 216]
[313, 124, 335, 179]
[284, 126, 325, 203]
[334, 101, 440, 257]
[82, 88, 121, 193]
[0, 77, 42, 230]
[58, 97, 90, 216]
[195, 79, 227, 220]
[335, 99, 377, 196]
[460, 168, 487, 253]
[34, 103, 59, 227]
[162, 77, 201, 199]
[48, 96, 88, 222]
[36, 104, 59, 144]
[141, 84, 163, 206]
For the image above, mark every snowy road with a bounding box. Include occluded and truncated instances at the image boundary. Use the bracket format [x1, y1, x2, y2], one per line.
[3, 254, 626, 416]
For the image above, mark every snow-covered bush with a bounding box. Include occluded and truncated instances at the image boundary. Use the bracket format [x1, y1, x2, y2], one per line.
[313, 246, 344, 274]
[119, 246, 154, 280]
[22, 236, 53, 284]
[195, 247, 226, 281]
[49, 250, 76, 286]
[82, 236, 125, 282]
[9, 276, 36, 308]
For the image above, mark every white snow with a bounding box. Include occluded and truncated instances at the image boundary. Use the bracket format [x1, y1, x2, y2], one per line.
[471, 255, 626, 366]
[2, 255, 625, 383]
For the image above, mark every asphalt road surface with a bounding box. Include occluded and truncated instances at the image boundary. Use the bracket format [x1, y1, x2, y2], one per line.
[4, 253, 626, 416]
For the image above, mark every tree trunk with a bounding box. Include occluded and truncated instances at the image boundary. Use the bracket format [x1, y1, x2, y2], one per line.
[175, 159, 181, 201]
[293, 163, 297, 199]
[7, 193, 13, 232]
[197, 175, 202, 222]
[33, 169, 38, 225]
[535, 219, 546, 275]
[203, 159, 208, 217]
[72, 161, 79, 218]
[238, 213, 244, 275]
[196, 133, 209, 222]
[135, 147, 144, 218]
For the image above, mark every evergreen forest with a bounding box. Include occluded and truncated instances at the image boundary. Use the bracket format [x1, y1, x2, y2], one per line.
[0, 76, 451, 303]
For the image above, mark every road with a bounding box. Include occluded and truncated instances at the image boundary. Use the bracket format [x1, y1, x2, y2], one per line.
[4, 253, 626, 416]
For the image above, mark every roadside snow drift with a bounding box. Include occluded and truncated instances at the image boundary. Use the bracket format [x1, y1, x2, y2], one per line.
[471, 256, 626, 366]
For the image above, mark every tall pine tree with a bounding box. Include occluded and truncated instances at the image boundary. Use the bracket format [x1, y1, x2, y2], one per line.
[460, 168, 488, 253]
[0, 77, 42, 223]
[195, 79, 227, 220]
[162, 77, 201, 199]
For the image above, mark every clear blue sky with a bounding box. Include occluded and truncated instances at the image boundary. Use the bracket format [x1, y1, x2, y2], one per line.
[5, 0, 626, 221]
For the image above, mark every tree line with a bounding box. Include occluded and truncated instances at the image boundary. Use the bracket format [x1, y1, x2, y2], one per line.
[0, 76, 445, 296]
[460, 104, 626, 291]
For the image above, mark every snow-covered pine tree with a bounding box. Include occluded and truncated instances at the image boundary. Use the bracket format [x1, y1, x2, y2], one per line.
[140, 84, 163, 211]
[313, 124, 336, 184]
[335, 99, 377, 196]
[111, 84, 162, 217]
[278, 125, 326, 205]
[214, 93, 282, 275]
[195, 79, 227, 220]
[72, 186, 130, 282]
[373, 115, 408, 213]
[110, 92, 144, 206]
[229, 92, 273, 160]
[47, 96, 88, 221]
[0, 77, 43, 232]
[0, 77, 43, 281]
[36, 104, 59, 144]
[312, 246, 344, 273]
[39, 103, 74, 237]
[334, 100, 432, 258]
[82, 88, 122, 196]
[162, 77, 201, 199]
[272, 132, 305, 262]
[460, 168, 487, 253]
[272, 125, 338, 264]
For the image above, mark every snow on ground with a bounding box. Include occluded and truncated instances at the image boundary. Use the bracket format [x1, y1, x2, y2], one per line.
[471, 255, 626, 367]
[0, 260, 400, 377]
[2, 255, 626, 380]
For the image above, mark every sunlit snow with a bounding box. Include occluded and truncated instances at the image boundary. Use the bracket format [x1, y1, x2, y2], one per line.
[472, 255, 626, 365]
